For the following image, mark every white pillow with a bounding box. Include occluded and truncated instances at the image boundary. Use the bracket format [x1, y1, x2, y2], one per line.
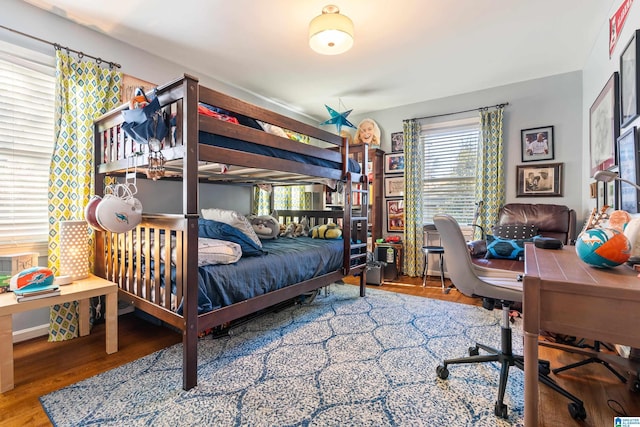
[201, 208, 262, 248]
[198, 238, 242, 266]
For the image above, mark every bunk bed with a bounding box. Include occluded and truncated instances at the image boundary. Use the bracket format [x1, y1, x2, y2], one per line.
[92, 74, 370, 390]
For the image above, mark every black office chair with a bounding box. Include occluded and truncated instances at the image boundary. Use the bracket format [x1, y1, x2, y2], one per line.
[433, 214, 586, 420]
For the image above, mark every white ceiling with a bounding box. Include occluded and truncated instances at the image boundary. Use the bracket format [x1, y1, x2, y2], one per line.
[23, 0, 614, 121]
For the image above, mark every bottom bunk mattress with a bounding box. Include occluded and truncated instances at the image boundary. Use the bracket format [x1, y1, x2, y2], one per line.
[193, 236, 344, 314]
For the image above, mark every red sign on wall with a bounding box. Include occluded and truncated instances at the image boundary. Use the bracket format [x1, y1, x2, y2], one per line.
[610, 0, 635, 57]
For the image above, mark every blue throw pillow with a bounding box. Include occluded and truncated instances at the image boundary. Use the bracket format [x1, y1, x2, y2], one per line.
[484, 235, 534, 260]
[198, 218, 264, 257]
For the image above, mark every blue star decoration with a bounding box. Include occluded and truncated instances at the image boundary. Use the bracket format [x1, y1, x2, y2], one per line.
[320, 104, 357, 134]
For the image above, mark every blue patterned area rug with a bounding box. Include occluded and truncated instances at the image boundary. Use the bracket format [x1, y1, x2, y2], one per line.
[40, 284, 524, 426]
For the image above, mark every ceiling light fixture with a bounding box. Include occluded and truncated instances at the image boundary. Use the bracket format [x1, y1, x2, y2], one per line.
[309, 5, 354, 55]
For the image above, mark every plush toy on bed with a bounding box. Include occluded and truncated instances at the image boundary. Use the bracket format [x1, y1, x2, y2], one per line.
[310, 223, 342, 239]
[280, 217, 310, 238]
[246, 214, 280, 240]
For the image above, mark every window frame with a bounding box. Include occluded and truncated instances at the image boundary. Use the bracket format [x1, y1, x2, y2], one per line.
[0, 41, 55, 256]
[420, 117, 480, 225]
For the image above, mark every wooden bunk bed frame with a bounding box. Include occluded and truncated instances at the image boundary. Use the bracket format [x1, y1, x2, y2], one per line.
[92, 74, 370, 390]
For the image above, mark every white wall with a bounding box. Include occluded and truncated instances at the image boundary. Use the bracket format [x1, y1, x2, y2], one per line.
[2, 0, 315, 123]
[351, 71, 584, 234]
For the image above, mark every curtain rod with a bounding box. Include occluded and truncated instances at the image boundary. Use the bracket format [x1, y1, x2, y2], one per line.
[0, 24, 121, 69]
[414, 102, 509, 121]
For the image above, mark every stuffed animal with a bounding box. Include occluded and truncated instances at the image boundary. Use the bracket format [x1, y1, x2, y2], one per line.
[246, 214, 280, 240]
[280, 217, 310, 238]
[310, 223, 342, 239]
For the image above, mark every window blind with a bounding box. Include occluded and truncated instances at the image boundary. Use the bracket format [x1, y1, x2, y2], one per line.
[421, 118, 480, 224]
[0, 47, 55, 248]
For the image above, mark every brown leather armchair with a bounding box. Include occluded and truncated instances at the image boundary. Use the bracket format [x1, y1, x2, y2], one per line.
[470, 203, 577, 272]
[497, 203, 576, 245]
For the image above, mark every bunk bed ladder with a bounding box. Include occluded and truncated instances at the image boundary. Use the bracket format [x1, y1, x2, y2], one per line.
[347, 176, 369, 273]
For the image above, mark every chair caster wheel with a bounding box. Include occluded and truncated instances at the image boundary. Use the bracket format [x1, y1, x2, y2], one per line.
[494, 402, 508, 419]
[568, 402, 586, 420]
[469, 346, 479, 356]
[436, 365, 449, 379]
[538, 361, 551, 376]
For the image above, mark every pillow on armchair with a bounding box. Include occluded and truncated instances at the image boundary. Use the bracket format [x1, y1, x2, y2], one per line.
[468, 224, 539, 259]
[491, 224, 539, 240]
[485, 235, 536, 260]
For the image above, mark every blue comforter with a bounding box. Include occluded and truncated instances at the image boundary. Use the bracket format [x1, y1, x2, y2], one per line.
[191, 237, 344, 313]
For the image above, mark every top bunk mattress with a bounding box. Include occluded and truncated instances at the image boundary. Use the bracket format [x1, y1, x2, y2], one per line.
[197, 131, 361, 174]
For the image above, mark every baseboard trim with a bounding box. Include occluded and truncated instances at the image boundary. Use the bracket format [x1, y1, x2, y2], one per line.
[13, 324, 49, 343]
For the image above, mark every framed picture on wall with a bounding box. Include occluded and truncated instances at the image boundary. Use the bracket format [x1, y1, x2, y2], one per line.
[589, 72, 620, 177]
[384, 176, 404, 197]
[606, 165, 619, 211]
[391, 132, 404, 152]
[617, 127, 640, 213]
[516, 162, 563, 197]
[597, 180, 606, 209]
[620, 30, 640, 127]
[521, 125, 554, 162]
[384, 152, 405, 174]
[386, 199, 405, 232]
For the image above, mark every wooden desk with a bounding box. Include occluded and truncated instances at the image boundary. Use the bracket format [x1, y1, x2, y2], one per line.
[523, 244, 640, 426]
[0, 274, 118, 392]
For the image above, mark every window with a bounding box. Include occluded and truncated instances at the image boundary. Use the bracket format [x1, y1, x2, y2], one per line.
[0, 42, 55, 252]
[421, 117, 480, 224]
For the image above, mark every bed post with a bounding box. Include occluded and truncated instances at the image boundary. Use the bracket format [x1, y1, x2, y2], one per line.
[182, 74, 200, 390]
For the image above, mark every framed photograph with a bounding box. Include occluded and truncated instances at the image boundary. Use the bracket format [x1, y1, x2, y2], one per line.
[384, 176, 404, 198]
[597, 181, 606, 209]
[384, 152, 405, 174]
[606, 165, 619, 211]
[617, 127, 640, 213]
[386, 199, 405, 232]
[620, 30, 640, 127]
[391, 132, 404, 152]
[521, 126, 554, 162]
[589, 72, 620, 177]
[516, 162, 564, 197]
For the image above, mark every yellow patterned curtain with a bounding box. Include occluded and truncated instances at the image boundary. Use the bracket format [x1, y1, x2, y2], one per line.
[254, 185, 310, 216]
[402, 119, 423, 276]
[254, 131, 311, 216]
[475, 107, 505, 233]
[47, 50, 121, 341]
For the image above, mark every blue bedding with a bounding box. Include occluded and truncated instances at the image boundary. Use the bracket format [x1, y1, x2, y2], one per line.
[185, 237, 344, 314]
[198, 131, 361, 173]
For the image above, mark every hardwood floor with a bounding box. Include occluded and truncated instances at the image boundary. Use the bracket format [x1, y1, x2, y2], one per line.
[1, 276, 638, 426]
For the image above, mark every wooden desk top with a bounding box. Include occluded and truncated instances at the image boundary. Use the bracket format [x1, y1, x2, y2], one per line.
[524, 243, 640, 348]
[525, 243, 639, 291]
[523, 242, 640, 426]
